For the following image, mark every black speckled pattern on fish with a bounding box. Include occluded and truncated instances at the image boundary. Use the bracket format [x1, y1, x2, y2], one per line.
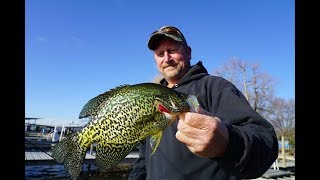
[51, 83, 199, 180]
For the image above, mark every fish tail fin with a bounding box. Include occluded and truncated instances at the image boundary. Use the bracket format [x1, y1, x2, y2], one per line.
[51, 133, 87, 180]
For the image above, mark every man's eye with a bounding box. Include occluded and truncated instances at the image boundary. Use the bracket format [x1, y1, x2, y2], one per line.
[168, 49, 177, 53]
[157, 52, 164, 56]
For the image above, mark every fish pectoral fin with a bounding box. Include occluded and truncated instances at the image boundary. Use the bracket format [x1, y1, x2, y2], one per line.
[149, 132, 162, 155]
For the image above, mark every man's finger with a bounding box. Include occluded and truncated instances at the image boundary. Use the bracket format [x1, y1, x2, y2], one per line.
[181, 112, 215, 130]
[177, 120, 203, 139]
[175, 130, 195, 147]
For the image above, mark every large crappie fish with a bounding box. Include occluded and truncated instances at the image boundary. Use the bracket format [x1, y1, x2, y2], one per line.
[51, 83, 199, 179]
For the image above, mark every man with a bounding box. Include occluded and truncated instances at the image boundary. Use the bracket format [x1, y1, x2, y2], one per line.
[129, 26, 278, 180]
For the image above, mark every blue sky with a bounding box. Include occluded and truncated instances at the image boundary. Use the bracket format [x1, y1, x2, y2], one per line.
[25, 0, 295, 126]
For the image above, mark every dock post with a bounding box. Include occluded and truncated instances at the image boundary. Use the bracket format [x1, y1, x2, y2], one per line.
[90, 144, 94, 155]
[52, 125, 57, 142]
[59, 124, 65, 141]
[281, 136, 286, 167]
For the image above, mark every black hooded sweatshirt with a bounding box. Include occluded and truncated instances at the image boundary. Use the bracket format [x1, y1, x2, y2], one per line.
[129, 61, 278, 180]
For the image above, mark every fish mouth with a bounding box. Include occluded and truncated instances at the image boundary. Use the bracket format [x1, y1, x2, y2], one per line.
[162, 111, 179, 124]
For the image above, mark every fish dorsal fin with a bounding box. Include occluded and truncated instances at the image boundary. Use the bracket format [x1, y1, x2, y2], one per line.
[79, 84, 131, 119]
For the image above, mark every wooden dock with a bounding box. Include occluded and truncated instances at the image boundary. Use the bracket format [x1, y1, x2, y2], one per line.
[25, 136, 58, 150]
[25, 151, 139, 166]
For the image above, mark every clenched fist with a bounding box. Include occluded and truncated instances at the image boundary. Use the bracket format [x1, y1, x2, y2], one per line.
[176, 107, 229, 158]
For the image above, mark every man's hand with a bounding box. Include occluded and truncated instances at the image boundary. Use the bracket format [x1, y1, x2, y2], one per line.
[176, 107, 229, 158]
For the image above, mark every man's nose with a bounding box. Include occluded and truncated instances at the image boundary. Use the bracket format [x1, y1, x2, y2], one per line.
[163, 51, 172, 62]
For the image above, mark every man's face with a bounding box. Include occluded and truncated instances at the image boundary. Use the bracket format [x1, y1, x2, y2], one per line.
[153, 38, 191, 83]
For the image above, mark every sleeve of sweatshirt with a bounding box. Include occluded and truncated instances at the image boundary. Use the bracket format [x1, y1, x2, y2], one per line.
[128, 140, 147, 180]
[210, 85, 278, 179]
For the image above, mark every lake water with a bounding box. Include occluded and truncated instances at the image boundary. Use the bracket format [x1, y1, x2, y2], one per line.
[25, 164, 132, 180]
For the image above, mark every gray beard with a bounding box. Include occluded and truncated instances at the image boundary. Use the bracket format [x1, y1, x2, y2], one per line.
[162, 68, 183, 82]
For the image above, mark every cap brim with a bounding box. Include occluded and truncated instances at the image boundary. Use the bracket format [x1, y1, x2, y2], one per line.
[148, 33, 183, 50]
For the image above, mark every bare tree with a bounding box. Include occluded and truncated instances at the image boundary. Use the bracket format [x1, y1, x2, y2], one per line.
[213, 58, 276, 114]
[214, 58, 247, 98]
[264, 97, 295, 138]
[249, 64, 276, 113]
[264, 97, 295, 159]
